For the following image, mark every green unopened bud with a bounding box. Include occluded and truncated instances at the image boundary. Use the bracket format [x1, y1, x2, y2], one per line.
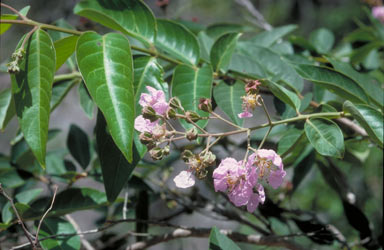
[7, 61, 20, 74]
[142, 106, 158, 122]
[166, 107, 176, 119]
[198, 98, 212, 113]
[149, 147, 164, 161]
[169, 97, 182, 109]
[185, 111, 200, 123]
[201, 151, 216, 166]
[186, 127, 198, 141]
[139, 132, 153, 145]
[163, 145, 170, 156]
[181, 150, 194, 162]
[11, 48, 24, 60]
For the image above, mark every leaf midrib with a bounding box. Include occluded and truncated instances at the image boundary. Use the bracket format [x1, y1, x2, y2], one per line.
[307, 119, 339, 156]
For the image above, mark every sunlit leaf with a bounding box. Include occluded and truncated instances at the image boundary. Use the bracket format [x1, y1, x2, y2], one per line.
[11, 29, 56, 168]
[76, 31, 134, 162]
[210, 33, 241, 73]
[305, 118, 344, 158]
[171, 64, 213, 129]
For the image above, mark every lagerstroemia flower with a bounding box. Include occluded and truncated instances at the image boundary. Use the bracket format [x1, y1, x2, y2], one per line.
[134, 115, 159, 133]
[372, 6, 384, 23]
[238, 94, 261, 119]
[139, 86, 169, 115]
[213, 158, 263, 212]
[248, 149, 286, 189]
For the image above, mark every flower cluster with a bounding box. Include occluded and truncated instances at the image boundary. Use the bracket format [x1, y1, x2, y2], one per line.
[134, 86, 170, 160]
[238, 80, 262, 118]
[212, 149, 286, 212]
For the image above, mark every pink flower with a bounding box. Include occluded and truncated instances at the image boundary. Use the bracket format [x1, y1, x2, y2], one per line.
[139, 86, 169, 115]
[238, 93, 260, 119]
[248, 149, 286, 189]
[372, 6, 384, 23]
[173, 170, 195, 188]
[134, 115, 159, 133]
[213, 157, 260, 208]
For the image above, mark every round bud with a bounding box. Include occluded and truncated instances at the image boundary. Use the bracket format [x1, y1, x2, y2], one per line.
[186, 127, 198, 141]
[198, 98, 212, 113]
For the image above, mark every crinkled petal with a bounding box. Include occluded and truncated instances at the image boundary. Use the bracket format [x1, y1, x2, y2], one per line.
[247, 193, 261, 213]
[153, 101, 169, 115]
[228, 182, 253, 207]
[257, 149, 276, 161]
[238, 111, 253, 118]
[134, 115, 158, 133]
[268, 170, 286, 189]
[174, 171, 195, 188]
[214, 178, 228, 192]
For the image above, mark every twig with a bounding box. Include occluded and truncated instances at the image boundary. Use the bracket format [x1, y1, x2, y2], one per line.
[0, 3, 29, 21]
[34, 185, 58, 246]
[126, 227, 303, 250]
[0, 184, 35, 247]
[65, 215, 95, 250]
[123, 190, 129, 220]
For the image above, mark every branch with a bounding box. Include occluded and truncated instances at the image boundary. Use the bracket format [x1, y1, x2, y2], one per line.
[126, 227, 303, 250]
[34, 185, 58, 246]
[65, 215, 95, 250]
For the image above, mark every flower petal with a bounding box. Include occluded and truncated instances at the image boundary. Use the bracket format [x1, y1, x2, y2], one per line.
[174, 171, 195, 188]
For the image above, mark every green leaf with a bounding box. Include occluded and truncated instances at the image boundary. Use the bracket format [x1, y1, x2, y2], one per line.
[237, 44, 304, 92]
[206, 23, 251, 40]
[210, 33, 241, 73]
[1, 202, 12, 224]
[249, 24, 297, 47]
[209, 226, 241, 250]
[96, 112, 140, 202]
[11, 129, 61, 166]
[309, 28, 335, 54]
[228, 53, 267, 79]
[76, 32, 134, 163]
[0, 6, 30, 35]
[277, 128, 304, 155]
[50, 188, 107, 217]
[54, 35, 78, 71]
[78, 82, 94, 119]
[0, 88, 15, 131]
[133, 56, 168, 157]
[171, 64, 213, 129]
[266, 80, 301, 111]
[51, 80, 77, 111]
[11, 29, 56, 168]
[326, 57, 383, 109]
[15, 188, 43, 204]
[74, 0, 156, 45]
[213, 81, 245, 126]
[343, 101, 383, 148]
[305, 118, 344, 158]
[155, 19, 200, 65]
[37, 217, 81, 250]
[294, 64, 369, 104]
[67, 124, 91, 169]
[350, 41, 384, 66]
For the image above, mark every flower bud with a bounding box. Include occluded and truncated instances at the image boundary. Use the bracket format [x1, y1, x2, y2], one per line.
[245, 79, 261, 94]
[201, 151, 216, 166]
[149, 147, 164, 160]
[166, 107, 176, 119]
[152, 124, 167, 139]
[169, 97, 182, 109]
[181, 150, 194, 162]
[186, 127, 198, 141]
[198, 98, 212, 113]
[11, 49, 24, 60]
[163, 145, 170, 155]
[7, 61, 20, 74]
[185, 111, 200, 123]
[139, 132, 153, 145]
[142, 106, 158, 122]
